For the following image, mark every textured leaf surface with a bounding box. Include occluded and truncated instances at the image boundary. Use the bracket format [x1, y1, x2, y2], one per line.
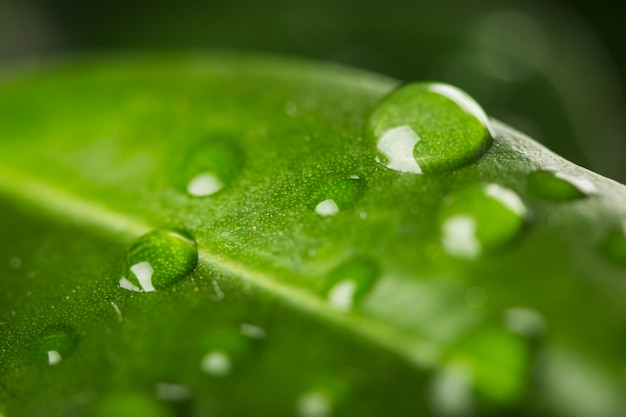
[0, 54, 625, 417]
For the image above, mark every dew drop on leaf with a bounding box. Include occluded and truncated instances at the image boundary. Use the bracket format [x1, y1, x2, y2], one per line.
[369, 82, 493, 173]
[119, 230, 198, 292]
[91, 393, 171, 417]
[527, 170, 595, 201]
[323, 258, 379, 311]
[308, 174, 366, 217]
[599, 223, 626, 266]
[439, 184, 527, 259]
[31, 326, 77, 366]
[182, 139, 244, 197]
[200, 350, 232, 377]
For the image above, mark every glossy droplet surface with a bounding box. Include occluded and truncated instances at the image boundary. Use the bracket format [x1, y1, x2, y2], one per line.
[440, 184, 527, 259]
[600, 223, 626, 266]
[92, 393, 171, 417]
[183, 139, 244, 197]
[31, 326, 77, 366]
[527, 170, 595, 201]
[308, 175, 366, 217]
[119, 230, 198, 292]
[369, 82, 493, 173]
[323, 258, 379, 311]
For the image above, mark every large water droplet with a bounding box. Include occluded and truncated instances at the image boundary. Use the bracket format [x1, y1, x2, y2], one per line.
[91, 393, 171, 417]
[183, 139, 244, 197]
[527, 170, 595, 201]
[600, 223, 626, 266]
[369, 82, 493, 173]
[31, 326, 77, 366]
[323, 258, 379, 311]
[440, 184, 527, 259]
[119, 230, 198, 292]
[308, 175, 366, 217]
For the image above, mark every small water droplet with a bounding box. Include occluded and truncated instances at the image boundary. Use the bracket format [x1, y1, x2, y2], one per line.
[155, 383, 192, 402]
[200, 350, 231, 376]
[309, 175, 366, 217]
[91, 393, 171, 417]
[31, 326, 77, 366]
[323, 258, 379, 311]
[369, 82, 493, 173]
[182, 140, 243, 197]
[440, 184, 527, 259]
[240, 323, 266, 340]
[119, 230, 198, 292]
[527, 170, 595, 201]
[295, 390, 332, 417]
[504, 307, 546, 338]
[600, 222, 626, 266]
[429, 362, 475, 417]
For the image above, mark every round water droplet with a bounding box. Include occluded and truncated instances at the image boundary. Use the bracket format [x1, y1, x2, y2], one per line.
[527, 170, 595, 201]
[182, 139, 244, 197]
[91, 393, 171, 417]
[31, 326, 78, 366]
[369, 82, 493, 173]
[440, 184, 527, 259]
[119, 230, 198, 292]
[308, 175, 366, 217]
[600, 224, 626, 266]
[322, 258, 379, 311]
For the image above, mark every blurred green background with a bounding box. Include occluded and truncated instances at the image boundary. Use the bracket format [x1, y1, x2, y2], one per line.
[1, 0, 624, 183]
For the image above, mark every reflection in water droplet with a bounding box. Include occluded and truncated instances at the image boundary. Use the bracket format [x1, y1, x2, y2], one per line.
[600, 223, 626, 266]
[309, 175, 366, 217]
[369, 82, 493, 173]
[182, 139, 244, 197]
[91, 393, 171, 417]
[440, 184, 527, 258]
[32, 326, 77, 366]
[504, 307, 546, 338]
[119, 230, 197, 292]
[429, 362, 475, 417]
[200, 350, 231, 376]
[295, 391, 332, 417]
[527, 170, 595, 201]
[323, 258, 379, 312]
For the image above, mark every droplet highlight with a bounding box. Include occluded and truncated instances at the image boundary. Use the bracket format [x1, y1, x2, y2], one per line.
[119, 230, 198, 292]
[308, 175, 366, 217]
[527, 170, 595, 201]
[182, 139, 244, 197]
[369, 82, 493, 173]
[323, 258, 379, 311]
[200, 350, 231, 377]
[440, 184, 527, 259]
[31, 326, 77, 366]
[295, 390, 333, 417]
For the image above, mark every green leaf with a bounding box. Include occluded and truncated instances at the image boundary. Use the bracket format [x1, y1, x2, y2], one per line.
[0, 54, 625, 417]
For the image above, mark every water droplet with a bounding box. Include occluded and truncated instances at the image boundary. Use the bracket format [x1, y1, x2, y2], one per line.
[369, 82, 493, 173]
[429, 362, 475, 417]
[504, 307, 546, 338]
[155, 383, 192, 402]
[323, 258, 379, 311]
[240, 323, 266, 339]
[309, 175, 366, 217]
[295, 390, 332, 417]
[183, 140, 244, 197]
[527, 170, 595, 201]
[31, 326, 77, 366]
[440, 184, 527, 259]
[119, 230, 197, 292]
[200, 350, 231, 376]
[91, 393, 171, 417]
[600, 222, 626, 266]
